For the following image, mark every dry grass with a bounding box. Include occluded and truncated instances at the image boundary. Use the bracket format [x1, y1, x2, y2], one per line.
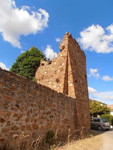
[0, 130, 102, 150]
[54, 130, 102, 150]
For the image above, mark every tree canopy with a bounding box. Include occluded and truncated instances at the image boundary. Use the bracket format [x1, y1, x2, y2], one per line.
[10, 46, 45, 80]
[90, 100, 111, 116]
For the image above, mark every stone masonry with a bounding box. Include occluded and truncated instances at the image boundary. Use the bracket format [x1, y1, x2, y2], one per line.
[0, 68, 76, 146]
[35, 32, 90, 132]
[0, 32, 90, 147]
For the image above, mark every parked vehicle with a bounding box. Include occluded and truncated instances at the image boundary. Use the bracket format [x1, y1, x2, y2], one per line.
[91, 117, 110, 131]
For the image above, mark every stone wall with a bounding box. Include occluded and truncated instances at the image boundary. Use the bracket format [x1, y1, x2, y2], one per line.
[0, 68, 76, 145]
[0, 33, 90, 147]
[35, 33, 90, 133]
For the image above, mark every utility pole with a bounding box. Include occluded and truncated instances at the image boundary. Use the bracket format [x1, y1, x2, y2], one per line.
[92, 93, 94, 102]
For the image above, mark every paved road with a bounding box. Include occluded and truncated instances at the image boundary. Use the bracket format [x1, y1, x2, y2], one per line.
[98, 130, 113, 150]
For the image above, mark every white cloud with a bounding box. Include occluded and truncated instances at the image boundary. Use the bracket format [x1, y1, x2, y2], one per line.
[0, 0, 49, 48]
[21, 6, 30, 10]
[96, 91, 113, 101]
[21, 50, 25, 53]
[0, 62, 9, 70]
[55, 37, 62, 42]
[88, 87, 113, 102]
[78, 24, 113, 53]
[89, 68, 100, 78]
[88, 68, 113, 82]
[101, 75, 113, 81]
[90, 68, 98, 74]
[88, 87, 97, 94]
[44, 45, 58, 60]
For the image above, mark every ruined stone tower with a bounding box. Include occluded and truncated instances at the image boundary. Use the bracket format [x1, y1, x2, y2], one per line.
[0, 33, 91, 148]
[35, 32, 90, 133]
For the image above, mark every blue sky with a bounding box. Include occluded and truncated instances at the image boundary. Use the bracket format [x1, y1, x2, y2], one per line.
[1, 0, 113, 105]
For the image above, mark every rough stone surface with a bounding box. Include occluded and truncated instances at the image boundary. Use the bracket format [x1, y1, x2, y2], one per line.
[35, 33, 90, 133]
[0, 67, 76, 145]
[0, 33, 90, 146]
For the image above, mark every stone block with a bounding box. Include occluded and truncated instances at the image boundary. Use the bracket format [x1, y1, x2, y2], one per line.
[32, 123, 39, 130]
[1, 127, 9, 133]
[11, 125, 19, 131]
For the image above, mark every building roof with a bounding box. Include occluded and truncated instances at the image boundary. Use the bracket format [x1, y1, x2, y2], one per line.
[107, 104, 113, 110]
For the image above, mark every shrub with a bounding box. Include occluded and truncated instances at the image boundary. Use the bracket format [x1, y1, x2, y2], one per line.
[90, 101, 111, 116]
[101, 114, 113, 125]
[46, 131, 55, 145]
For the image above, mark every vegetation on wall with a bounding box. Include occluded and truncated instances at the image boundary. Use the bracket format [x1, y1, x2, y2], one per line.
[46, 131, 55, 145]
[90, 100, 111, 116]
[10, 46, 45, 80]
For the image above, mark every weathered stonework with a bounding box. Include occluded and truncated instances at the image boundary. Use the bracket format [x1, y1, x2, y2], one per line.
[0, 68, 76, 146]
[35, 32, 90, 132]
[0, 33, 90, 147]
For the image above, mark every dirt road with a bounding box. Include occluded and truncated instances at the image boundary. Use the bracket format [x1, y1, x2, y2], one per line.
[55, 130, 102, 150]
[99, 130, 113, 150]
[55, 130, 113, 150]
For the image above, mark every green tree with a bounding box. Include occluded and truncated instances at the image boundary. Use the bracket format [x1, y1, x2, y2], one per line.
[90, 101, 111, 116]
[101, 114, 113, 125]
[10, 46, 45, 80]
